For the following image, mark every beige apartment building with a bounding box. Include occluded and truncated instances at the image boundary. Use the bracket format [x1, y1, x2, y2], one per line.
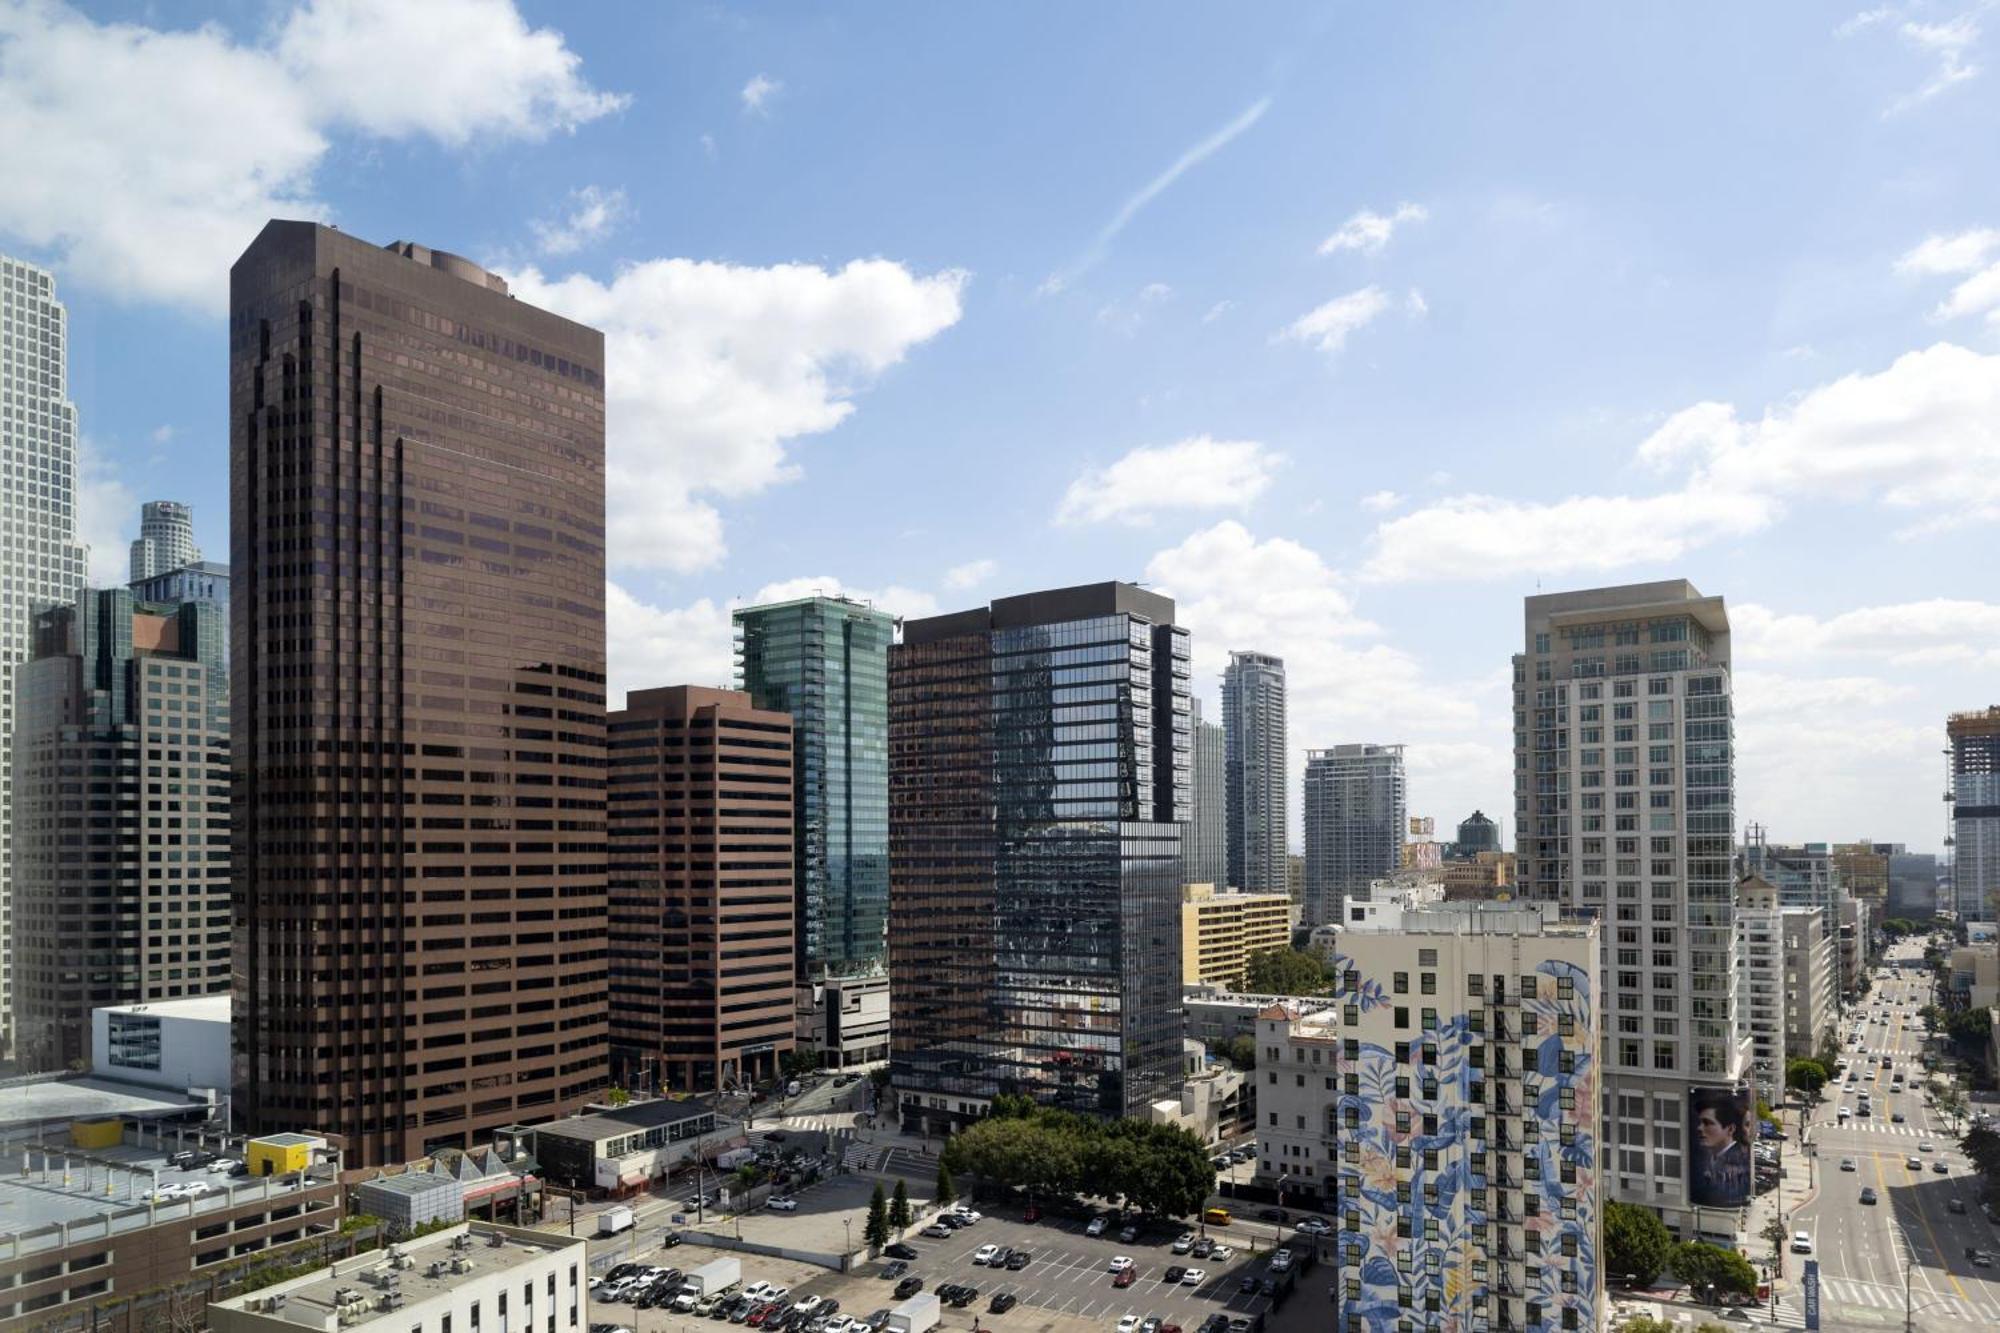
[1181, 882, 1294, 987]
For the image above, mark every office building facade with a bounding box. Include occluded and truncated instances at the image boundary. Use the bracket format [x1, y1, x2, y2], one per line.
[889, 582, 1189, 1133]
[1303, 744, 1407, 929]
[129, 500, 200, 583]
[230, 223, 608, 1165]
[1734, 876, 1785, 1100]
[1780, 907, 1835, 1062]
[606, 686, 795, 1093]
[0, 253, 88, 1057]
[11, 587, 230, 1070]
[734, 595, 892, 1067]
[1223, 651, 1287, 895]
[1950, 707, 2000, 922]
[130, 559, 229, 610]
[1513, 580, 1743, 1242]
[1253, 901, 1602, 1333]
[1186, 698, 1228, 888]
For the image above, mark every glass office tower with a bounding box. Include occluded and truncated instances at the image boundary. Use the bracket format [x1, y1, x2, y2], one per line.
[889, 583, 1190, 1134]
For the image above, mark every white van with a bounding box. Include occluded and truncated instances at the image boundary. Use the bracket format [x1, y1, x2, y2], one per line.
[1838, 1106, 1852, 1122]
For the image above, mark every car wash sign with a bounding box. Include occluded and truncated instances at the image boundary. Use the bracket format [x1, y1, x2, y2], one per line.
[1803, 1259, 1821, 1331]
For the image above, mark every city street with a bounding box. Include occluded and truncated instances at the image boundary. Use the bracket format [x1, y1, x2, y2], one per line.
[1786, 937, 2000, 1328]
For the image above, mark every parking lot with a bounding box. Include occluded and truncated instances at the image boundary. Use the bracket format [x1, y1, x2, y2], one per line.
[583, 1199, 1327, 1333]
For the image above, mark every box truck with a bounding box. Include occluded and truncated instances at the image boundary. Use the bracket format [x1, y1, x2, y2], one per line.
[887, 1293, 940, 1333]
[597, 1206, 635, 1237]
[685, 1258, 742, 1298]
[715, 1147, 757, 1171]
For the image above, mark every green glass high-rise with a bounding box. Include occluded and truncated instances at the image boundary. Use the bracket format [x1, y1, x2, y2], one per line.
[736, 596, 894, 1065]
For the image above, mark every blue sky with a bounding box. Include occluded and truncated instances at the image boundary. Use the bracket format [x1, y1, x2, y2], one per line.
[6, 1, 2000, 853]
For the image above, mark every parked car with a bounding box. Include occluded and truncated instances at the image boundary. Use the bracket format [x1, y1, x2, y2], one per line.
[1165, 1267, 1187, 1285]
[973, 1245, 1000, 1266]
[1113, 1269, 1136, 1289]
[894, 1278, 924, 1300]
[880, 1261, 908, 1279]
[1181, 1269, 1206, 1287]
[1295, 1217, 1332, 1236]
[1950, 1198, 1969, 1214]
[1005, 1251, 1032, 1271]
[1108, 1256, 1134, 1273]
[1172, 1234, 1195, 1254]
[769, 1197, 799, 1212]
[1087, 1216, 1109, 1236]
[885, 1243, 920, 1261]
[921, 1224, 952, 1239]
[989, 1294, 1016, 1315]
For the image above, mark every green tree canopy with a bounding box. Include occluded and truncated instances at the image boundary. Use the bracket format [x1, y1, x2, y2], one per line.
[1672, 1241, 1758, 1300]
[865, 1184, 890, 1249]
[937, 1103, 1215, 1217]
[934, 1165, 956, 1207]
[1221, 1035, 1257, 1070]
[1785, 1058, 1830, 1100]
[1244, 948, 1330, 996]
[1603, 1201, 1674, 1286]
[890, 1178, 912, 1230]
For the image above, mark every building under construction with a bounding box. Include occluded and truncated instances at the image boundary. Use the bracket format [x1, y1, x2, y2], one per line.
[1949, 707, 2000, 921]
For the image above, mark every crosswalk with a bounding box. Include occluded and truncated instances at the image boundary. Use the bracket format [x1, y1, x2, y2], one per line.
[1813, 1273, 2000, 1323]
[1837, 1121, 1953, 1139]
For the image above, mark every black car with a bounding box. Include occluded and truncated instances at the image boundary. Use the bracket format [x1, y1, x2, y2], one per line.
[1238, 1275, 1258, 1294]
[864, 1313, 891, 1332]
[1005, 1251, 1032, 1271]
[1199, 1317, 1230, 1333]
[886, 1243, 920, 1261]
[881, 1261, 909, 1279]
[989, 1294, 1017, 1315]
[661, 1232, 684, 1249]
[608, 1264, 641, 1282]
[1259, 1207, 1287, 1222]
[946, 1288, 978, 1309]
[894, 1278, 924, 1300]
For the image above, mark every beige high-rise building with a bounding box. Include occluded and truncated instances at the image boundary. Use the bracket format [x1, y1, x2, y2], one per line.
[1513, 579, 1745, 1243]
[1179, 882, 1292, 987]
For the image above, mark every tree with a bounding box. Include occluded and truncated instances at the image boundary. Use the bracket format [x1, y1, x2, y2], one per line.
[1614, 1319, 1676, 1333]
[1603, 1201, 1674, 1286]
[865, 1183, 890, 1249]
[870, 1067, 892, 1093]
[1961, 1124, 2000, 1181]
[1759, 1218, 1788, 1267]
[1221, 1035, 1257, 1071]
[1785, 1058, 1830, 1102]
[604, 1086, 632, 1108]
[935, 1164, 956, 1206]
[1672, 1241, 1758, 1301]
[890, 1178, 912, 1230]
[1244, 948, 1330, 996]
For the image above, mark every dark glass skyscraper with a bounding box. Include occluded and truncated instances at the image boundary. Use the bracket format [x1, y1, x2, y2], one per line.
[231, 223, 608, 1166]
[889, 583, 1189, 1134]
[1223, 650, 1287, 893]
[735, 596, 893, 980]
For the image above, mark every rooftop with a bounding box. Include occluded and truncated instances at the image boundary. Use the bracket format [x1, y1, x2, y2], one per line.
[95, 993, 231, 1022]
[0, 1137, 334, 1246]
[213, 1224, 580, 1329]
[0, 1074, 214, 1131]
[522, 1096, 716, 1145]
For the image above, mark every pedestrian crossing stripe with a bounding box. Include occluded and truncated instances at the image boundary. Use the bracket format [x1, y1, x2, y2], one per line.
[1813, 1274, 2000, 1322]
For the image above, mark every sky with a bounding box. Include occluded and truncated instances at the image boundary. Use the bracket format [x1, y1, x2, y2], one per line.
[5, 1, 2000, 855]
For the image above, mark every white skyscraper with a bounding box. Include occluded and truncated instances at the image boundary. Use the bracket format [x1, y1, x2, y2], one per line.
[129, 499, 200, 581]
[1223, 650, 1288, 894]
[0, 253, 88, 1056]
[1514, 580, 1747, 1246]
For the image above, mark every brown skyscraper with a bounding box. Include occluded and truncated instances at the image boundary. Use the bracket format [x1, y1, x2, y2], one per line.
[607, 687, 795, 1093]
[230, 222, 608, 1166]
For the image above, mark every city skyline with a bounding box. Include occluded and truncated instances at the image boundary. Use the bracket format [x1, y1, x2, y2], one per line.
[2, 4, 1994, 855]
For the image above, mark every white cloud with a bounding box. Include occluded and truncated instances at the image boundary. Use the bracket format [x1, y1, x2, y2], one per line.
[1317, 202, 1429, 257]
[700, 132, 717, 158]
[1044, 96, 1270, 290]
[1146, 521, 1498, 846]
[1898, 227, 2000, 323]
[607, 575, 937, 706]
[149, 424, 175, 444]
[1359, 490, 1404, 512]
[531, 185, 629, 256]
[1892, 15, 1982, 110]
[1277, 286, 1392, 355]
[76, 437, 137, 585]
[0, 0, 622, 312]
[1056, 436, 1284, 527]
[1095, 281, 1175, 332]
[1405, 288, 1428, 318]
[943, 558, 997, 590]
[741, 73, 781, 115]
[1367, 341, 2000, 580]
[1732, 598, 2000, 666]
[504, 258, 966, 573]
[1837, 6, 1899, 38]
[1201, 300, 1235, 324]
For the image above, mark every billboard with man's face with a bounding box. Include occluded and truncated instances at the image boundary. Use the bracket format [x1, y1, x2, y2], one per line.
[1688, 1084, 1754, 1208]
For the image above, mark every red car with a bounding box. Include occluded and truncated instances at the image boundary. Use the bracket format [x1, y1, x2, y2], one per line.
[1113, 1269, 1136, 1288]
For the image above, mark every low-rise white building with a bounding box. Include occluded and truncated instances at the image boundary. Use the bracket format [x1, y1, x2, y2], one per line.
[1781, 907, 1837, 1063]
[209, 1223, 584, 1333]
[1735, 877, 1787, 1100]
[1254, 899, 1602, 1333]
[90, 995, 230, 1094]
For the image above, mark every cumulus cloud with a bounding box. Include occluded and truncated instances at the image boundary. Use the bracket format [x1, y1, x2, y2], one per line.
[1359, 490, 1404, 512]
[943, 558, 997, 590]
[0, 0, 623, 312]
[1317, 202, 1429, 256]
[1891, 15, 1982, 110]
[1277, 286, 1392, 355]
[1366, 341, 2000, 580]
[1146, 521, 1499, 844]
[506, 258, 966, 573]
[531, 185, 630, 256]
[1732, 598, 2000, 667]
[76, 436, 138, 586]
[1898, 227, 2000, 323]
[1056, 436, 1284, 526]
[741, 73, 781, 114]
[608, 575, 937, 705]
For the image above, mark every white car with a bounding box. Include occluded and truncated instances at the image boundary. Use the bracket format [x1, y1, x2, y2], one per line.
[951, 1208, 982, 1224]
[742, 1283, 775, 1302]
[1117, 1318, 1142, 1333]
[1790, 1231, 1812, 1255]
[766, 1288, 789, 1304]
[793, 1297, 824, 1316]
[973, 1245, 1000, 1266]
[671, 1294, 698, 1314]
[1208, 1245, 1234, 1261]
[1108, 1256, 1134, 1273]
[1296, 1217, 1332, 1236]
[1087, 1217, 1109, 1236]
[208, 1158, 242, 1173]
[824, 1319, 854, 1333]
[1180, 1269, 1206, 1286]
[768, 1197, 799, 1212]
[1172, 1234, 1194, 1254]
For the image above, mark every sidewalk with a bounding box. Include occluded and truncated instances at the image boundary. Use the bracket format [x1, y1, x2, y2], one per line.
[1745, 1102, 1823, 1301]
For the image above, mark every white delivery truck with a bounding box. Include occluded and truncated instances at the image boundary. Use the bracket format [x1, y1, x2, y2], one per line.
[887, 1293, 940, 1333]
[715, 1147, 757, 1171]
[685, 1258, 742, 1298]
[597, 1205, 635, 1237]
